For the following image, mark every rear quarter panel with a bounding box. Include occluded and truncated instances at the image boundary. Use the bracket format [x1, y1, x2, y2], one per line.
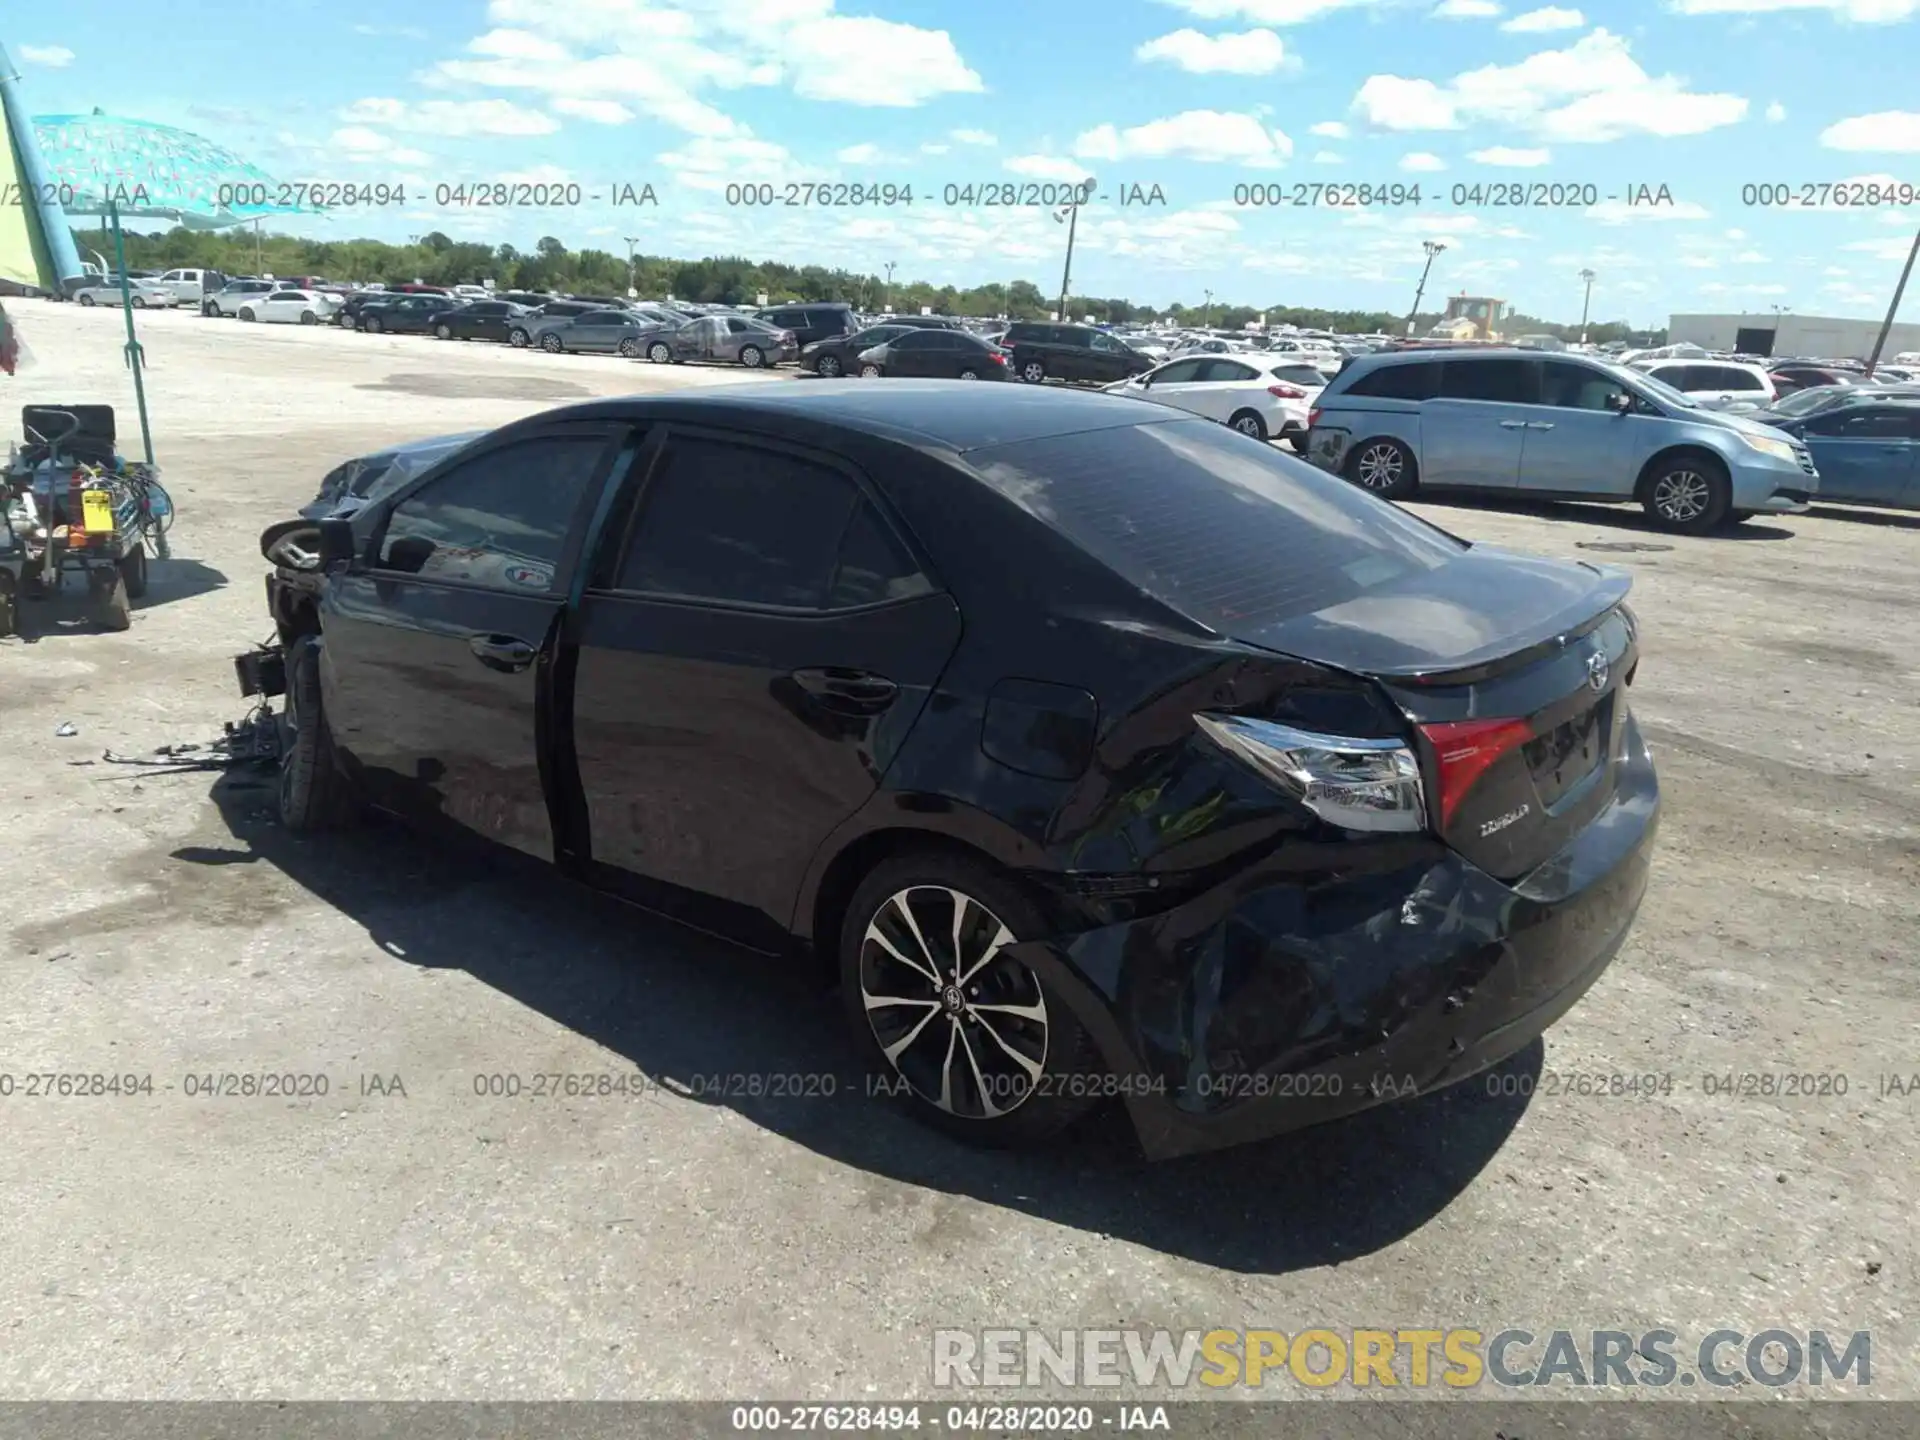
[1306, 397, 1422, 475]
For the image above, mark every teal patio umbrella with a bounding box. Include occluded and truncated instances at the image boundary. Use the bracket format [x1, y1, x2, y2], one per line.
[29, 109, 321, 465]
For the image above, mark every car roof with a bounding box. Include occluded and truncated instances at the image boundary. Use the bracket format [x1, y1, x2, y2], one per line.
[529, 380, 1179, 453]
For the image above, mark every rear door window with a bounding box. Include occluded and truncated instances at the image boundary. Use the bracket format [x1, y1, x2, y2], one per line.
[1437, 358, 1538, 404]
[965, 419, 1464, 629]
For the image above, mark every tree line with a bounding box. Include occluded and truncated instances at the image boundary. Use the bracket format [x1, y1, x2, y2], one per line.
[69, 224, 1656, 342]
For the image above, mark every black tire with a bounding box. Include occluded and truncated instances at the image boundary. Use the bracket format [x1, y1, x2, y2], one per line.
[300, 310, 318, 325]
[132, 296, 147, 309]
[364, 315, 383, 333]
[336, 310, 354, 327]
[204, 300, 220, 317]
[739, 344, 765, 368]
[0, 584, 16, 639]
[840, 851, 1106, 1148]
[118, 544, 148, 599]
[957, 367, 980, 380]
[1287, 433, 1309, 455]
[815, 353, 843, 377]
[1227, 408, 1268, 441]
[1727, 508, 1757, 525]
[1641, 455, 1731, 534]
[860, 362, 883, 378]
[647, 340, 672, 363]
[1345, 436, 1417, 500]
[541, 333, 563, 353]
[618, 337, 640, 358]
[435, 322, 453, 340]
[1019, 359, 1046, 384]
[278, 636, 359, 831]
[239, 308, 255, 322]
[79, 294, 96, 307]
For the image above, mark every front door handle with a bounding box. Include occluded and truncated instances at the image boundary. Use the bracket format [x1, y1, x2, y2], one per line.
[1527, 421, 1555, 430]
[1499, 419, 1528, 429]
[470, 634, 537, 672]
[791, 667, 898, 714]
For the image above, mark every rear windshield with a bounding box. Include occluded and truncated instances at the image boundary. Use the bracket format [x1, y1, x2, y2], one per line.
[965, 419, 1465, 628]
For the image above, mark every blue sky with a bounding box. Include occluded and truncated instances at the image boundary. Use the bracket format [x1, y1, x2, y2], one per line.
[12, 0, 1920, 324]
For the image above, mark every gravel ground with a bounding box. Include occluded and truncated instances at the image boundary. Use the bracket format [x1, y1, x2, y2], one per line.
[0, 298, 1914, 1405]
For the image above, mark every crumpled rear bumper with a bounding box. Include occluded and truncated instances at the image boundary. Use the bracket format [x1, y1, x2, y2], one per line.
[1007, 722, 1660, 1159]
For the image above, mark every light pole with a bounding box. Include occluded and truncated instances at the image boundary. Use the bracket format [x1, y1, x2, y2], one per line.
[624, 236, 643, 297]
[882, 260, 896, 314]
[1202, 289, 1214, 328]
[1865, 221, 1920, 378]
[1406, 240, 1446, 337]
[1578, 268, 1595, 344]
[1052, 178, 1092, 322]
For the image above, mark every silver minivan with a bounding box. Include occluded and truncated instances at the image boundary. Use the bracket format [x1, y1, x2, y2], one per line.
[1305, 348, 1818, 533]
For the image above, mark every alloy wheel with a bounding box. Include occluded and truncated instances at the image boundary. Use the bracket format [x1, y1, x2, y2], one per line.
[958, 368, 979, 380]
[436, 324, 452, 340]
[1021, 362, 1045, 383]
[1353, 442, 1403, 491]
[859, 886, 1048, 1120]
[1232, 414, 1263, 437]
[648, 342, 672, 363]
[741, 345, 765, 368]
[1652, 470, 1711, 524]
[860, 363, 883, 378]
[817, 355, 843, 377]
[619, 338, 640, 357]
[509, 329, 529, 347]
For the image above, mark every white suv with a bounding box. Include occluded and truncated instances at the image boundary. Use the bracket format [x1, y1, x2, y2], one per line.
[1630, 359, 1776, 412]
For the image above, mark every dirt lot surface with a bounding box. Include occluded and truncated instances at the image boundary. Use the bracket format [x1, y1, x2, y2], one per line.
[1, 299, 1914, 1403]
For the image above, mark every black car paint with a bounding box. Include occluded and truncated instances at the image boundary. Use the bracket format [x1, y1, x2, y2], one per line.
[355, 295, 448, 333]
[803, 325, 914, 374]
[1003, 323, 1156, 384]
[289, 383, 1656, 1156]
[432, 301, 527, 341]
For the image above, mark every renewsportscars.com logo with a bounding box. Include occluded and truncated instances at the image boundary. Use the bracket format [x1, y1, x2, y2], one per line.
[932, 1328, 1872, 1391]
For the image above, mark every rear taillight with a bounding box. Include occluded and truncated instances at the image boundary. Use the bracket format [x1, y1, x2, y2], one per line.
[1268, 383, 1306, 399]
[1418, 718, 1533, 830]
[1195, 714, 1426, 833]
[991, 351, 1007, 364]
[1308, 407, 1323, 427]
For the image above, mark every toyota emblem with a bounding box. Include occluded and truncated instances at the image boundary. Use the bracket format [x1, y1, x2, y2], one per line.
[1586, 651, 1610, 692]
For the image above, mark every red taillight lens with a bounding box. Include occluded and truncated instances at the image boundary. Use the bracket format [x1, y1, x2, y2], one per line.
[1268, 383, 1306, 399]
[991, 351, 1007, 364]
[1308, 407, 1323, 427]
[1418, 719, 1533, 830]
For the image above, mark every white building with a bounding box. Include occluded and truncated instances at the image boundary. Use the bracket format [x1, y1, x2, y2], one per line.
[1667, 311, 1920, 361]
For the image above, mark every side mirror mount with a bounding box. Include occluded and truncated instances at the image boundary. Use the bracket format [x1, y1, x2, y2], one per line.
[317, 517, 359, 571]
[1609, 391, 1635, 415]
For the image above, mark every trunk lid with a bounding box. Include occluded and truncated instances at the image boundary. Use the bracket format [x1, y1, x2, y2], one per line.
[1237, 549, 1638, 880]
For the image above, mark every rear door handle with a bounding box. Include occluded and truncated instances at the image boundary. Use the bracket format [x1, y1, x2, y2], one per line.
[470, 634, 537, 672]
[1528, 421, 1555, 430]
[1499, 419, 1528, 429]
[791, 666, 898, 714]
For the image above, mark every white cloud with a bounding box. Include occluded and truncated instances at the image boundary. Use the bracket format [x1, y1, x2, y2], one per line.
[1003, 154, 1096, 182]
[838, 143, 883, 164]
[1820, 111, 1920, 151]
[1351, 30, 1748, 142]
[921, 142, 950, 154]
[340, 97, 559, 136]
[1468, 145, 1551, 164]
[1153, 0, 1391, 22]
[1313, 150, 1344, 163]
[18, 44, 73, 67]
[1501, 6, 1583, 29]
[1136, 28, 1291, 73]
[1765, 101, 1786, 122]
[421, 0, 982, 139]
[1585, 198, 1712, 223]
[658, 134, 806, 193]
[1074, 110, 1293, 166]
[951, 128, 996, 145]
[552, 96, 633, 124]
[1844, 235, 1920, 260]
[1432, 0, 1502, 13]
[1669, 0, 1919, 22]
[1401, 151, 1447, 170]
[1310, 120, 1350, 138]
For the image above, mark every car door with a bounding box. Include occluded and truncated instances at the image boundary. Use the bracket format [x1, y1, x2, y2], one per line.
[1086, 331, 1134, 382]
[568, 313, 618, 352]
[1514, 360, 1640, 496]
[672, 315, 722, 361]
[1797, 406, 1919, 507]
[319, 424, 627, 859]
[885, 330, 943, 376]
[1182, 358, 1264, 423]
[564, 427, 963, 947]
[1129, 356, 1206, 408]
[1419, 357, 1536, 488]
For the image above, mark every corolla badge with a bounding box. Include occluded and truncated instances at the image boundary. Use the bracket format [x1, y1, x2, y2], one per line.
[1586, 650, 1610, 692]
[1480, 804, 1531, 837]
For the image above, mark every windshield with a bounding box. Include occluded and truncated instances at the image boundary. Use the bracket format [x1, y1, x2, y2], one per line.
[1772, 385, 1855, 417]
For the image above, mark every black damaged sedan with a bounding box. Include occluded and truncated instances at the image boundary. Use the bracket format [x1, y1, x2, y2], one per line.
[247, 382, 1658, 1158]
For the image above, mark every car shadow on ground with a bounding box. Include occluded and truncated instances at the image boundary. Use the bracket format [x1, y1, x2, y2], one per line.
[194, 772, 1537, 1276]
[12, 556, 226, 638]
[1805, 504, 1920, 531]
[1432, 494, 1796, 540]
